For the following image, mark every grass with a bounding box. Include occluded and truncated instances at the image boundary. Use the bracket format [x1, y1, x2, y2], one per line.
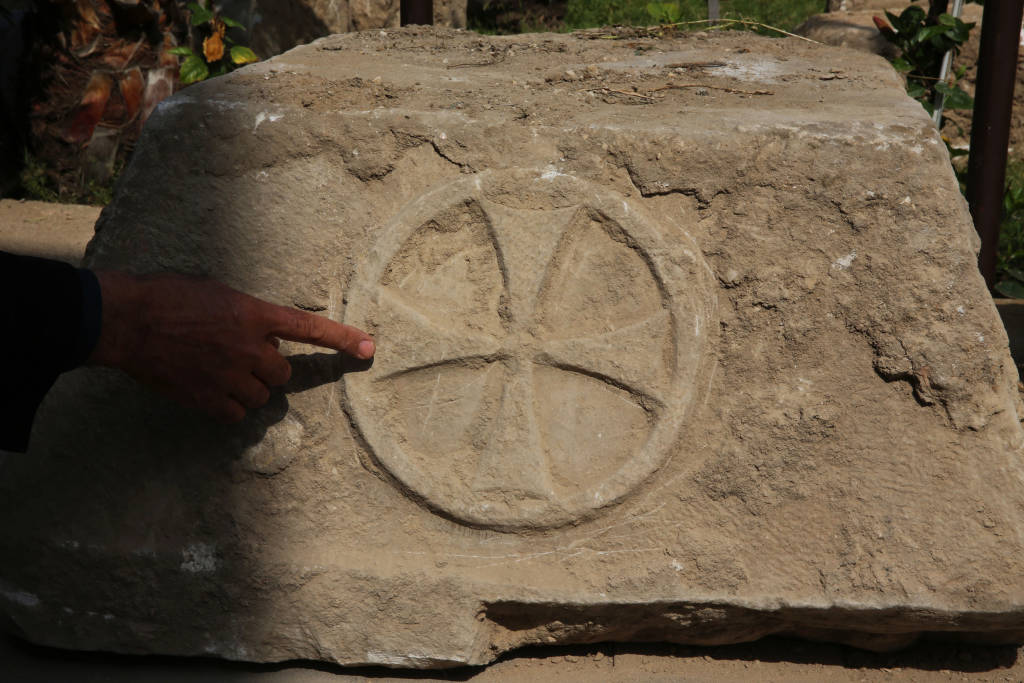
[16, 150, 118, 207]
[563, 0, 823, 33]
[17, 151, 60, 204]
[468, 0, 823, 36]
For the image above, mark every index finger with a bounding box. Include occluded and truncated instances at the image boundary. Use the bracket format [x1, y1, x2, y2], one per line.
[263, 304, 375, 359]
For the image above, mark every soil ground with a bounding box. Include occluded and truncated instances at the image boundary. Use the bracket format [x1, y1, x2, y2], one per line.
[4, 633, 1024, 681]
[3, 201, 1024, 681]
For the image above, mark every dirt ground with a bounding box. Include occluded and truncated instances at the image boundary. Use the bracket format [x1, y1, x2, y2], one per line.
[5, 632, 1024, 681]
[3, 195, 1024, 681]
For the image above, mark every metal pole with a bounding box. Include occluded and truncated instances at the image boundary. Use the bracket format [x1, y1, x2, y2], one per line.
[930, 0, 964, 127]
[966, 0, 1024, 290]
[707, 0, 719, 26]
[401, 0, 433, 25]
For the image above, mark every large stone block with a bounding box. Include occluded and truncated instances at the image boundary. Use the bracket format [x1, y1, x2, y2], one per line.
[2, 28, 1024, 668]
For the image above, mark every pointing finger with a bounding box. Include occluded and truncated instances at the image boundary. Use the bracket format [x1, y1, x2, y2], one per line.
[262, 303, 375, 359]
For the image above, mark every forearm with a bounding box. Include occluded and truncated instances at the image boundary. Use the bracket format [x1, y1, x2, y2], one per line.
[0, 251, 102, 452]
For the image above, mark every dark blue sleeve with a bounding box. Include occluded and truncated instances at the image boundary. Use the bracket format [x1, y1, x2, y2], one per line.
[0, 251, 102, 452]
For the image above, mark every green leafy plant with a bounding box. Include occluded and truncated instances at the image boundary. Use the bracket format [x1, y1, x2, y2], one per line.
[17, 152, 59, 203]
[564, 0, 821, 35]
[995, 161, 1024, 298]
[645, 2, 683, 24]
[170, 1, 258, 85]
[872, 3, 975, 117]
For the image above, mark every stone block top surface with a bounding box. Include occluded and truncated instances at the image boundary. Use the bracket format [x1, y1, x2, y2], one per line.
[2, 28, 1024, 668]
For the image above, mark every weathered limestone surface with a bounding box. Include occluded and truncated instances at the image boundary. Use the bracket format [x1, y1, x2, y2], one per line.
[2, 28, 1024, 668]
[796, 12, 899, 58]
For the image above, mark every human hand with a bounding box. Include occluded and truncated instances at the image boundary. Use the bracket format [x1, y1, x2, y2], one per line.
[88, 272, 375, 423]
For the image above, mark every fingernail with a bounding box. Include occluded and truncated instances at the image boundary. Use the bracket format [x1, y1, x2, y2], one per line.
[357, 339, 375, 359]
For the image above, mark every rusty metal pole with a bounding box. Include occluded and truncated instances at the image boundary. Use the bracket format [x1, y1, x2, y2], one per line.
[966, 0, 1024, 290]
[401, 0, 433, 25]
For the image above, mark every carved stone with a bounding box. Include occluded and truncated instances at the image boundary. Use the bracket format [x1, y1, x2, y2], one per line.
[344, 169, 715, 529]
[1, 28, 1023, 668]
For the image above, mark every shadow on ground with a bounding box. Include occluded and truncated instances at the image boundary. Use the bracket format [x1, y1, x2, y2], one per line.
[5, 632, 1021, 681]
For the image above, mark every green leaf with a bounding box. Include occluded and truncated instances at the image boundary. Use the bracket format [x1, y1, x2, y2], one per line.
[167, 46, 195, 56]
[949, 23, 971, 42]
[895, 4, 925, 29]
[906, 82, 926, 99]
[901, 4, 926, 21]
[936, 82, 974, 109]
[892, 57, 912, 72]
[221, 15, 245, 29]
[180, 54, 209, 84]
[914, 25, 948, 43]
[646, 2, 669, 20]
[187, 1, 213, 25]
[996, 278, 1024, 299]
[1004, 267, 1024, 282]
[230, 45, 259, 65]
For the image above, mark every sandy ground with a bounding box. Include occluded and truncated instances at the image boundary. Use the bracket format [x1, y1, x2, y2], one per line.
[0, 198, 102, 265]
[2, 200, 1024, 681]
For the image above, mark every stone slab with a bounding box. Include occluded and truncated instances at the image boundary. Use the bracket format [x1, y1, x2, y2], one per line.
[796, 12, 899, 58]
[798, 6, 983, 58]
[0, 199, 100, 266]
[2, 28, 1024, 668]
[222, 0, 468, 59]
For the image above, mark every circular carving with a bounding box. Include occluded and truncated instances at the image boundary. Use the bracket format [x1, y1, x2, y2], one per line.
[342, 168, 716, 529]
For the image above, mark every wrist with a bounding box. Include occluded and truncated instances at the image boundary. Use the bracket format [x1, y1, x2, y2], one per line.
[87, 271, 147, 369]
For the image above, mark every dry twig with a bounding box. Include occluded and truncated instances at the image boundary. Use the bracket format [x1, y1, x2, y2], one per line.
[584, 87, 657, 101]
[447, 52, 508, 68]
[649, 82, 773, 96]
[663, 18, 821, 43]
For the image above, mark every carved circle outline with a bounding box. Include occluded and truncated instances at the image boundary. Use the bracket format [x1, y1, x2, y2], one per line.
[341, 168, 716, 530]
